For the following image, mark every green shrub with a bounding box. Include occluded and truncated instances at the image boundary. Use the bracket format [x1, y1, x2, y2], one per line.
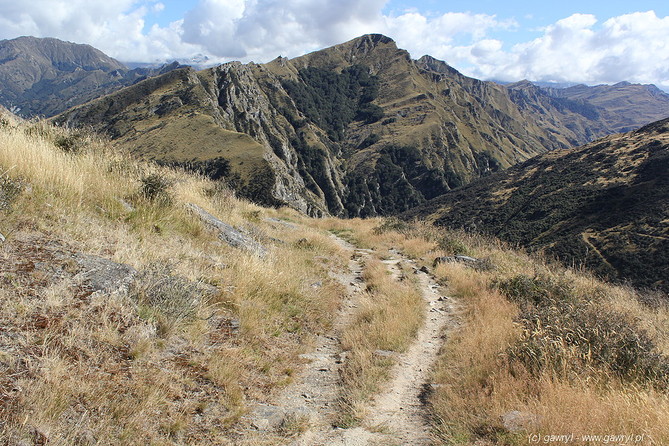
[54, 134, 82, 153]
[437, 235, 470, 255]
[372, 217, 411, 235]
[355, 103, 384, 124]
[282, 65, 381, 141]
[358, 133, 380, 149]
[139, 173, 173, 205]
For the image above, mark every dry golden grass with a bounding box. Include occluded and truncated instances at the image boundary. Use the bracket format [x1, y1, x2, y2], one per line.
[0, 123, 130, 206]
[2, 120, 668, 445]
[0, 120, 350, 444]
[326, 217, 669, 444]
[428, 231, 669, 445]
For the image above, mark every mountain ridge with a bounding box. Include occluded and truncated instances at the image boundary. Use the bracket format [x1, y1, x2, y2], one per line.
[51, 35, 568, 216]
[0, 36, 183, 117]
[46, 34, 669, 217]
[404, 117, 669, 292]
[541, 81, 669, 133]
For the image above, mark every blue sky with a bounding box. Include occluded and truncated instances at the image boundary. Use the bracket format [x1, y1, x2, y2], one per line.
[1, 0, 668, 89]
[388, 0, 668, 47]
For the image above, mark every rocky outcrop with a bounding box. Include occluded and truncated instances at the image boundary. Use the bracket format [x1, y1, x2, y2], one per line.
[74, 254, 137, 294]
[187, 203, 268, 256]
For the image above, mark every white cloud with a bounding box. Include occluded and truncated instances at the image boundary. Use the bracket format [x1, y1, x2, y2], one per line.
[0, 0, 198, 62]
[0, 1, 667, 89]
[180, 0, 388, 61]
[462, 11, 669, 89]
[383, 11, 515, 63]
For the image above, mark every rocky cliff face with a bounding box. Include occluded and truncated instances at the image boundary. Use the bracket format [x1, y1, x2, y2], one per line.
[52, 34, 669, 217]
[505, 80, 615, 146]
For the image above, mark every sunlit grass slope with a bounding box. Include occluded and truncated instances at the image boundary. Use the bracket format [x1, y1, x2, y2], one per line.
[1, 115, 668, 445]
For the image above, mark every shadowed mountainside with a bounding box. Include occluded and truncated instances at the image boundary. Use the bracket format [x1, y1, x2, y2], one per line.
[405, 117, 669, 292]
[543, 81, 669, 133]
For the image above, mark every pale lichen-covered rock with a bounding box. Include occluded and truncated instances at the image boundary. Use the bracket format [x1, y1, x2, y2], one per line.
[501, 410, 540, 432]
[74, 254, 137, 294]
[188, 203, 267, 256]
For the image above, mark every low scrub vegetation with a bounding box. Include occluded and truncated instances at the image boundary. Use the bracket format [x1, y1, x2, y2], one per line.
[428, 238, 669, 444]
[1, 116, 667, 444]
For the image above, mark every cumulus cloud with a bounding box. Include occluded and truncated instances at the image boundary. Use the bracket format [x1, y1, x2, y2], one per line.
[0, 0, 667, 89]
[0, 0, 199, 62]
[180, 0, 388, 61]
[463, 11, 669, 88]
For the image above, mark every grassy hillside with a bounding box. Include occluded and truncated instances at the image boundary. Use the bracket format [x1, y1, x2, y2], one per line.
[406, 118, 669, 293]
[1, 116, 668, 444]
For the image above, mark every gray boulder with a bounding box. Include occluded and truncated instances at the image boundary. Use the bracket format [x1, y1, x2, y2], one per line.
[74, 254, 137, 294]
[433, 255, 478, 267]
[264, 217, 298, 229]
[187, 203, 267, 256]
[501, 410, 540, 432]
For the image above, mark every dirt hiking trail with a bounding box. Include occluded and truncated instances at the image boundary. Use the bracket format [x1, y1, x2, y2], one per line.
[238, 234, 460, 445]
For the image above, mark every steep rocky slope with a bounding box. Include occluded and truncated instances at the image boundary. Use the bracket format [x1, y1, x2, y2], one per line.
[51, 35, 552, 216]
[505, 80, 616, 145]
[0, 36, 181, 117]
[52, 34, 669, 218]
[406, 118, 669, 292]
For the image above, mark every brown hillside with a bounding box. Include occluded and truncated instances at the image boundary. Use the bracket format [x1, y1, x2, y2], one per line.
[406, 117, 669, 292]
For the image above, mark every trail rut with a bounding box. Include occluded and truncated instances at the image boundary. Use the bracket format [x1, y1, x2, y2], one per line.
[239, 235, 459, 445]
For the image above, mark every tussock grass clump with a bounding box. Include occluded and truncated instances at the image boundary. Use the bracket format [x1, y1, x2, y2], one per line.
[130, 263, 203, 336]
[0, 123, 131, 207]
[429, 236, 669, 445]
[497, 274, 669, 387]
[372, 216, 412, 235]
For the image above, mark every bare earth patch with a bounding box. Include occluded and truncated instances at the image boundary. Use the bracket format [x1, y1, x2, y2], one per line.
[237, 235, 460, 445]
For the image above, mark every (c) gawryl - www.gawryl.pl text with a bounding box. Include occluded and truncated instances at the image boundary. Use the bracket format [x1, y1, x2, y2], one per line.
[527, 433, 652, 444]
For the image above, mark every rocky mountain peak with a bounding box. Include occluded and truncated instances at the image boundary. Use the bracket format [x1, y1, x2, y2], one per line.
[506, 79, 537, 90]
[416, 55, 460, 76]
[349, 33, 396, 52]
[45, 34, 669, 220]
[291, 33, 408, 71]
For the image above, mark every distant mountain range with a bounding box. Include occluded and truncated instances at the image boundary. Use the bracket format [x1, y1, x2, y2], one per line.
[406, 118, 669, 292]
[0, 36, 183, 117]
[542, 81, 669, 132]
